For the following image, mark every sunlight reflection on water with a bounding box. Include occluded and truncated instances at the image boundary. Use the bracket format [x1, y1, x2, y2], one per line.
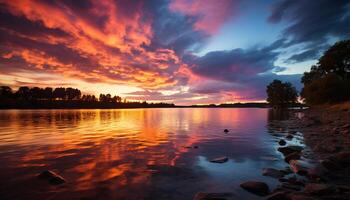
[0, 108, 291, 199]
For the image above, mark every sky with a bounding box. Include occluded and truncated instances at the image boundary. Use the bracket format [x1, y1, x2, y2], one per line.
[0, 0, 349, 105]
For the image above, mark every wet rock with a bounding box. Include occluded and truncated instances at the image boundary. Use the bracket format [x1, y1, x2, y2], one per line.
[284, 152, 301, 163]
[282, 183, 302, 191]
[266, 191, 289, 200]
[278, 146, 303, 156]
[193, 192, 234, 200]
[37, 170, 66, 185]
[331, 151, 350, 165]
[286, 134, 294, 139]
[307, 165, 326, 180]
[260, 156, 278, 161]
[210, 157, 228, 163]
[304, 183, 333, 195]
[321, 159, 341, 171]
[262, 168, 285, 178]
[224, 129, 229, 133]
[240, 181, 269, 196]
[290, 194, 317, 200]
[289, 160, 313, 175]
[279, 139, 287, 146]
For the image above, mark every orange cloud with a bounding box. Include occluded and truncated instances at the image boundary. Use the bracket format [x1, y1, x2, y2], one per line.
[0, 0, 185, 89]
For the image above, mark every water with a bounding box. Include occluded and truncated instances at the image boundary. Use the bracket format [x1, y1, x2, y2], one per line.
[0, 108, 292, 199]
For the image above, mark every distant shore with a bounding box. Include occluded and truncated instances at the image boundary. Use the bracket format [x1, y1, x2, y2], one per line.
[0, 101, 306, 109]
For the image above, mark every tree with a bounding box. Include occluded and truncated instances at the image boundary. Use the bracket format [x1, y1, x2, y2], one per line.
[16, 86, 30, 100]
[301, 40, 350, 104]
[266, 80, 298, 107]
[318, 40, 350, 79]
[0, 86, 13, 99]
[43, 87, 53, 100]
[53, 87, 66, 100]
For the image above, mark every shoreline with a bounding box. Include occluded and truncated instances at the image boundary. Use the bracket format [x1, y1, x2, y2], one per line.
[263, 104, 350, 199]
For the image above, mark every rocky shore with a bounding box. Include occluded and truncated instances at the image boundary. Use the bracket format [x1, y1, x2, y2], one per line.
[263, 104, 350, 200]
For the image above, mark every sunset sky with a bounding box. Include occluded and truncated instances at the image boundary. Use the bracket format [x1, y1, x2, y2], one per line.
[0, 0, 349, 105]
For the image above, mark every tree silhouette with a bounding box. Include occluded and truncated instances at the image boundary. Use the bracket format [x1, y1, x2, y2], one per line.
[266, 80, 298, 107]
[301, 40, 350, 104]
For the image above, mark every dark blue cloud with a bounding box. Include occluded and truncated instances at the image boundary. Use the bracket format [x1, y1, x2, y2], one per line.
[269, 0, 350, 62]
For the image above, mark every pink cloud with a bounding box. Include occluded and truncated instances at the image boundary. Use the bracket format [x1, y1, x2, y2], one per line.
[169, 0, 237, 35]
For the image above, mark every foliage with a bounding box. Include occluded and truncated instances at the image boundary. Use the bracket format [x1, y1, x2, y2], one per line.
[0, 86, 174, 109]
[301, 40, 350, 104]
[301, 74, 350, 105]
[266, 79, 298, 107]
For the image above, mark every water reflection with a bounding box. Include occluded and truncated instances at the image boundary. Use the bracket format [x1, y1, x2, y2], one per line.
[0, 108, 289, 199]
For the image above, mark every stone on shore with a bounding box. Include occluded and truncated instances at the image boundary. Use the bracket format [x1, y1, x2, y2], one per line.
[278, 146, 303, 156]
[266, 191, 289, 200]
[193, 192, 234, 200]
[240, 181, 269, 196]
[284, 152, 301, 163]
[286, 134, 294, 139]
[210, 157, 228, 163]
[304, 183, 333, 195]
[279, 139, 287, 146]
[262, 168, 285, 178]
[289, 160, 313, 175]
[37, 170, 66, 185]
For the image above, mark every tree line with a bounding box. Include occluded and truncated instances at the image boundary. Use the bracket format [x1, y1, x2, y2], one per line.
[0, 86, 175, 109]
[266, 39, 350, 107]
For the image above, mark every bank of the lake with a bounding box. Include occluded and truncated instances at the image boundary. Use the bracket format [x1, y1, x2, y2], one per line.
[263, 103, 350, 200]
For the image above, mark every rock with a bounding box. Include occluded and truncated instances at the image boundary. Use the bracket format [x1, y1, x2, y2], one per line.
[193, 192, 234, 200]
[194, 146, 199, 149]
[266, 191, 289, 200]
[290, 194, 317, 200]
[260, 156, 278, 161]
[278, 146, 303, 156]
[284, 152, 301, 163]
[240, 181, 269, 196]
[321, 159, 341, 171]
[341, 124, 350, 129]
[279, 139, 287, 146]
[210, 157, 228, 163]
[307, 166, 326, 180]
[282, 183, 302, 191]
[289, 160, 313, 175]
[286, 134, 294, 139]
[37, 170, 66, 185]
[262, 168, 285, 178]
[331, 151, 350, 165]
[224, 129, 229, 133]
[304, 183, 333, 195]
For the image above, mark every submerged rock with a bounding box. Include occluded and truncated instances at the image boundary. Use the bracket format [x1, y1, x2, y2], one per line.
[279, 139, 287, 146]
[193, 192, 234, 200]
[278, 146, 303, 156]
[240, 181, 269, 196]
[210, 157, 228, 163]
[37, 170, 66, 185]
[262, 168, 285, 178]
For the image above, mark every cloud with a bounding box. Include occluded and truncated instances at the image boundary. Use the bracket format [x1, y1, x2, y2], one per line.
[169, 0, 238, 35]
[269, 0, 350, 62]
[0, 0, 186, 89]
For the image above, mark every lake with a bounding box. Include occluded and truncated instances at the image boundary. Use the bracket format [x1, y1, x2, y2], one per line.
[0, 108, 295, 199]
